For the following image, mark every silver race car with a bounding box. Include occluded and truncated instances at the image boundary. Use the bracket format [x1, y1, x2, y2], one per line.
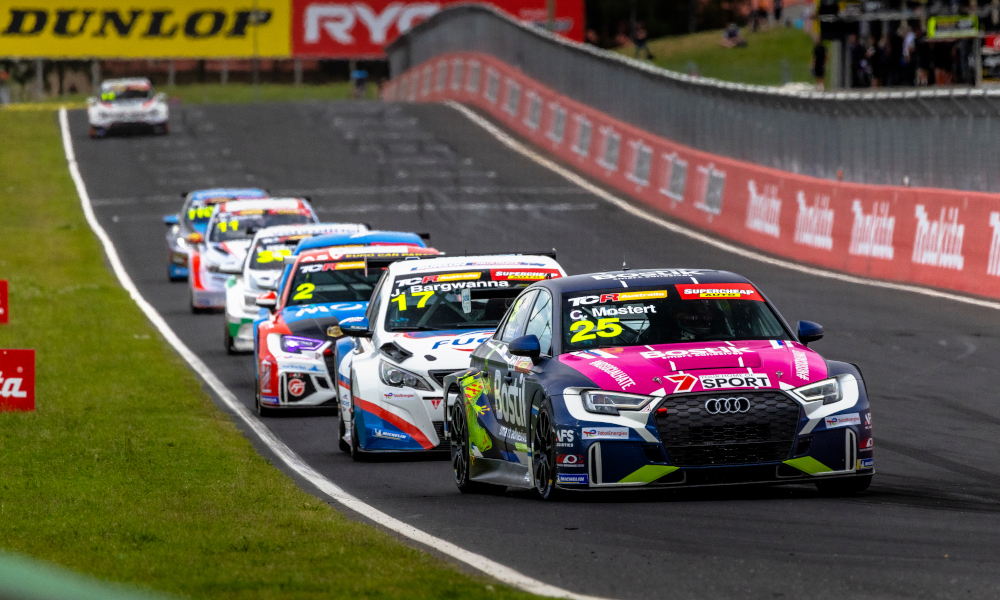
[87, 78, 168, 138]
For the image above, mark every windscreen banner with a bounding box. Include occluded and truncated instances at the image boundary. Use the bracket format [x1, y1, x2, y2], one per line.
[291, 0, 584, 58]
[0, 0, 292, 58]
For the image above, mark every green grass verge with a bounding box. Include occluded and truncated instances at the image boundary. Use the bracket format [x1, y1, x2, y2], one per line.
[0, 111, 533, 599]
[3, 81, 375, 108]
[617, 27, 815, 86]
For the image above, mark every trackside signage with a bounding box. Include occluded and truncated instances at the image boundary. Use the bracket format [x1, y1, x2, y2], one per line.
[0, 0, 291, 58]
[0, 349, 34, 412]
[387, 52, 1000, 301]
[0, 280, 7, 325]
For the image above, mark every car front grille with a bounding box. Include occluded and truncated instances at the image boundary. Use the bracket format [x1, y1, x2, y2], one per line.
[655, 391, 801, 467]
[428, 369, 461, 389]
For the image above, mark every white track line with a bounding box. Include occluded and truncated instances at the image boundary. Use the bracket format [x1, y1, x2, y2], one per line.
[58, 108, 606, 600]
[446, 100, 1000, 312]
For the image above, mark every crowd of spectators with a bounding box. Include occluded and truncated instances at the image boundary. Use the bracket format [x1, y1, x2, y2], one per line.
[844, 23, 971, 87]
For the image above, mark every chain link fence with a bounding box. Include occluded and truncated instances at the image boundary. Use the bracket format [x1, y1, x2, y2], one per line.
[387, 5, 1000, 192]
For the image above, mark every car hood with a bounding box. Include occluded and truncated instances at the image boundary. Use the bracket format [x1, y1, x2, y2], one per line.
[204, 240, 252, 262]
[558, 340, 828, 395]
[280, 302, 369, 340]
[387, 329, 494, 366]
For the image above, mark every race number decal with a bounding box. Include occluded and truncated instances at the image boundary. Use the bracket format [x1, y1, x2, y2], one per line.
[569, 318, 622, 343]
[293, 283, 315, 301]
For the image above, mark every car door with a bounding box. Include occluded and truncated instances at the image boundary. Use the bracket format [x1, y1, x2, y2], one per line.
[484, 290, 537, 456]
[514, 289, 554, 450]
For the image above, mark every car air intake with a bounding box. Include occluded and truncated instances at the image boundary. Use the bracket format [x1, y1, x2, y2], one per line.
[655, 391, 801, 467]
[428, 369, 462, 388]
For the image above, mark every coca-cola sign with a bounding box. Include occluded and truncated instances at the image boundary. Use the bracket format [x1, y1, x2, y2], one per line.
[292, 0, 583, 58]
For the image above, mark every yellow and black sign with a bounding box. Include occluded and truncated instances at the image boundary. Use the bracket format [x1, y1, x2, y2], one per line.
[0, 0, 290, 58]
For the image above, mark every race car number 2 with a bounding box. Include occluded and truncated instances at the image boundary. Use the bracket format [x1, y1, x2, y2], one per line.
[569, 318, 622, 343]
[293, 283, 314, 301]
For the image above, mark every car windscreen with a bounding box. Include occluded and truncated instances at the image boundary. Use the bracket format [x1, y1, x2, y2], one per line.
[561, 284, 790, 351]
[385, 268, 550, 332]
[183, 201, 221, 229]
[209, 210, 313, 242]
[286, 261, 386, 306]
[248, 235, 310, 271]
[101, 89, 152, 101]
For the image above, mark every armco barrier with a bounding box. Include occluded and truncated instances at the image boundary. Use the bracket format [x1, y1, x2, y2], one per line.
[386, 5, 1000, 193]
[383, 53, 1000, 301]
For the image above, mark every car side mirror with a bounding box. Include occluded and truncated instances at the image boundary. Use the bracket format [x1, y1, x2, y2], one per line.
[163, 214, 178, 226]
[255, 291, 277, 310]
[186, 232, 203, 244]
[797, 320, 824, 345]
[340, 317, 372, 338]
[509, 335, 541, 359]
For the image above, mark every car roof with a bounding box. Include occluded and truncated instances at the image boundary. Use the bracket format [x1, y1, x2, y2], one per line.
[189, 188, 267, 202]
[386, 254, 564, 275]
[251, 223, 368, 242]
[537, 269, 752, 295]
[294, 245, 439, 264]
[294, 231, 426, 254]
[217, 198, 310, 213]
[101, 78, 151, 90]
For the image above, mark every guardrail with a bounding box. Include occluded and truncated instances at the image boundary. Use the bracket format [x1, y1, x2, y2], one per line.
[387, 5, 1000, 193]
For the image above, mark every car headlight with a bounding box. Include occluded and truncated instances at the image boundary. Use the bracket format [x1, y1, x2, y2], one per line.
[582, 390, 652, 415]
[793, 377, 843, 405]
[280, 335, 325, 354]
[379, 359, 432, 391]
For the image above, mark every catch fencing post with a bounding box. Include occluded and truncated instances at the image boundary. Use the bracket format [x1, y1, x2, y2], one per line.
[34, 59, 43, 100]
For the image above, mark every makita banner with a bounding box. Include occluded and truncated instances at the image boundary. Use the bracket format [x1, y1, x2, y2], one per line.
[292, 0, 584, 58]
[385, 53, 1000, 301]
[0, 349, 34, 412]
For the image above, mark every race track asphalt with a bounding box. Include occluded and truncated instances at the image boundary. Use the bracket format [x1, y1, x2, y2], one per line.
[70, 101, 1000, 600]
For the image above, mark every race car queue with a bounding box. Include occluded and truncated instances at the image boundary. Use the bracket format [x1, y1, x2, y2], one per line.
[163, 188, 874, 500]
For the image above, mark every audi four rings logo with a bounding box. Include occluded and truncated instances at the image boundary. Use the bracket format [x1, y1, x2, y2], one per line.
[704, 397, 751, 414]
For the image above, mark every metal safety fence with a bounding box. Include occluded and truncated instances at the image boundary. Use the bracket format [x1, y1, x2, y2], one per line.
[387, 5, 1000, 193]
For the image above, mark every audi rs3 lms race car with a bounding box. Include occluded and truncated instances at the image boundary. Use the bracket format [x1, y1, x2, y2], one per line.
[253, 245, 441, 415]
[188, 197, 317, 312]
[223, 223, 370, 353]
[444, 269, 874, 499]
[337, 254, 566, 459]
[87, 78, 168, 138]
[163, 188, 268, 281]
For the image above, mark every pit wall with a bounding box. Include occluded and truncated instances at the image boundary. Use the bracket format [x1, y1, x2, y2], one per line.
[383, 52, 1000, 300]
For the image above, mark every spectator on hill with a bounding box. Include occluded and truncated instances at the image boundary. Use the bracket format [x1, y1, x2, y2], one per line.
[812, 35, 827, 90]
[870, 35, 887, 87]
[633, 23, 654, 59]
[886, 32, 903, 85]
[351, 68, 368, 98]
[901, 23, 917, 85]
[722, 24, 747, 48]
[773, 0, 783, 23]
[915, 28, 932, 85]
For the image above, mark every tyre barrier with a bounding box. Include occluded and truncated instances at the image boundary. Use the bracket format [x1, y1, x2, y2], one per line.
[384, 52, 1000, 301]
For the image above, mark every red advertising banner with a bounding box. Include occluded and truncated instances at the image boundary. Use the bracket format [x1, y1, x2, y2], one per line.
[0, 349, 35, 411]
[292, 0, 584, 58]
[0, 280, 7, 325]
[386, 53, 1000, 301]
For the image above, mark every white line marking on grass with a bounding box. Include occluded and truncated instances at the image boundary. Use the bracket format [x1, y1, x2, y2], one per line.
[445, 100, 1000, 312]
[58, 108, 607, 600]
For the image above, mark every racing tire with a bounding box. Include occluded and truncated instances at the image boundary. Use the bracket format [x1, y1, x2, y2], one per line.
[815, 474, 872, 496]
[224, 326, 236, 355]
[532, 397, 563, 501]
[450, 387, 504, 494]
[189, 290, 211, 314]
[338, 416, 350, 453]
[254, 377, 273, 417]
[349, 377, 366, 462]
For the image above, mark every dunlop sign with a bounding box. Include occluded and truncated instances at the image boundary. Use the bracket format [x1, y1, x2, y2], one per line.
[0, 0, 291, 58]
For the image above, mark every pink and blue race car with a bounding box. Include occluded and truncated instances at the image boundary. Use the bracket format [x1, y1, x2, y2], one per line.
[444, 269, 873, 500]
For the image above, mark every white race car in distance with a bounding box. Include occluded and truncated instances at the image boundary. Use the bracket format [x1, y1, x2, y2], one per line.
[87, 78, 168, 138]
[188, 198, 318, 313]
[337, 254, 565, 459]
[223, 222, 369, 353]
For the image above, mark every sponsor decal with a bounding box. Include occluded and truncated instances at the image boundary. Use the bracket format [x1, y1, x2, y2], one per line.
[695, 163, 726, 215]
[291, 303, 365, 318]
[641, 346, 752, 359]
[556, 428, 575, 444]
[699, 374, 770, 390]
[676, 283, 763, 301]
[327, 325, 343, 337]
[860, 437, 873, 450]
[514, 357, 533, 373]
[793, 192, 835, 250]
[557, 473, 589, 484]
[825, 412, 861, 428]
[430, 335, 489, 350]
[383, 391, 416, 400]
[492, 370, 526, 427]
[849, 200, 895, 260]
[568, 290, 667, 307]
[745, 181, 782, 238]
[857, 458, 874, 469]
[666, 373, 697, 393]
[260, 359, 272, 394]
[581, 426, 629, 440]
[429, 398, 442, 409]
[792, 350, 809, 380]
[591, 269, 704, 281]
[373, 428, 409, 440]
[0, 349, 34, 411]
[399, 280, 510, 294]
[589, 360, 635, 390]
[864, 412, 872, 430]
[498, 425, 527, 444]
[490, 268, 561, 281]
[299, 260, 365, 273]
[912, 204, 965, 271]
[989, 212, 1000, 277]
[340, 316, 364, 324]
[422, 272, 481, 284]
[288, 378, 306, 397]
[557, 454, 585, 467]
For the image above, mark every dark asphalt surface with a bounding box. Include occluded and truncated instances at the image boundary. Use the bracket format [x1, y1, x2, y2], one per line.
[71, 101, 1000, 600]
